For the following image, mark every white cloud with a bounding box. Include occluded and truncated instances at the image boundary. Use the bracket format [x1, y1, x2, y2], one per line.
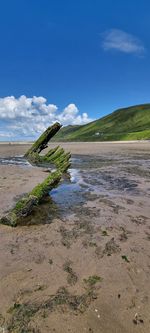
[101, 29, 145, 55]
[56, 104, 88, 126]
[0, 95, 93, 140]
[0, 95, 58, 119]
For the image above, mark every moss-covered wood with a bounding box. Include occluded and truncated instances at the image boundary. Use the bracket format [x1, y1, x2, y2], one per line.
[24, 122, 62, 157]
[1, 170, 62, 227]
[0, 122, 71, 227]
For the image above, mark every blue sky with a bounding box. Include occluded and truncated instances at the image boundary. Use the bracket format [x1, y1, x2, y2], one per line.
[0, 0, 150, 140]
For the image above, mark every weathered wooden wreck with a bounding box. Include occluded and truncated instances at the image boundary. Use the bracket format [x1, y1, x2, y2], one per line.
[0, 122, 71, 227]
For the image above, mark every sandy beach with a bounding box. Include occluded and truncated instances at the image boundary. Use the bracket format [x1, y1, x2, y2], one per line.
[0, 142, 150, 332]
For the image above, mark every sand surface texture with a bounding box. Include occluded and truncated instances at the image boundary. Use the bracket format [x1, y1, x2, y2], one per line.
[0, 142, 150, 333]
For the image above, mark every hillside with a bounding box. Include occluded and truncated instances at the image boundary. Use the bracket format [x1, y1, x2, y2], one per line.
[52, 104, 150, 141]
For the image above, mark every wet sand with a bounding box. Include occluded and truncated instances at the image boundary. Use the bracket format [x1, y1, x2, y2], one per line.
[0, 142, 150, 332]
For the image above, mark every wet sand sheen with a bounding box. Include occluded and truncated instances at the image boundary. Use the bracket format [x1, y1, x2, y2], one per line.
[0, 142, 150, 333]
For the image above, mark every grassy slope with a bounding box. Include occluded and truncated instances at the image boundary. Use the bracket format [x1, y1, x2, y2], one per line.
[53, 104, 150, 141]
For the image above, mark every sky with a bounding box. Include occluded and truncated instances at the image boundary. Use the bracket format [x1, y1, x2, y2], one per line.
[0, 0, 150, 140]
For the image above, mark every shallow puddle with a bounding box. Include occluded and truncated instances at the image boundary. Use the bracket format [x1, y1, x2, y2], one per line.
[50, 168, 86, 217]
[0, 156, 30, 166]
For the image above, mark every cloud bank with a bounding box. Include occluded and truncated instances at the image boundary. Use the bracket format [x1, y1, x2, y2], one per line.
[101, 29, 145, 56]
[0, 95, 93, 140]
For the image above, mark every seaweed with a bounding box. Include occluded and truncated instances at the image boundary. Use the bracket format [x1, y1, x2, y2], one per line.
[6, 287, 97, 332]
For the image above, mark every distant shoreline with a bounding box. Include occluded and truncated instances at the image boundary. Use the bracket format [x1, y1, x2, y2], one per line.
[0, 140, 150, 145]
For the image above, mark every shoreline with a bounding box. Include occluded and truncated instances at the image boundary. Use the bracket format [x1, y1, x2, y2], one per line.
[0, 139, 150, 145]
[0, 141, 150, 159]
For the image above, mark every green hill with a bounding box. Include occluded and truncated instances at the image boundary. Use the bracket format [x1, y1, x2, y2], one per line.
[53, 104, 150, 141]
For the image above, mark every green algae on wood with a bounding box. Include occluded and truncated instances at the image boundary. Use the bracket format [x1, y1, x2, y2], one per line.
[45, 146, 60, 158]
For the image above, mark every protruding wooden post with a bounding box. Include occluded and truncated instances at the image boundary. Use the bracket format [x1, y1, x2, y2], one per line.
[25, 122, 62, 157]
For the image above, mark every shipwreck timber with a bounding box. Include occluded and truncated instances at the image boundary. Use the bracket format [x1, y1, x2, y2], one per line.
[0, 122, 71, 227]
[24, 122, 62, 156]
